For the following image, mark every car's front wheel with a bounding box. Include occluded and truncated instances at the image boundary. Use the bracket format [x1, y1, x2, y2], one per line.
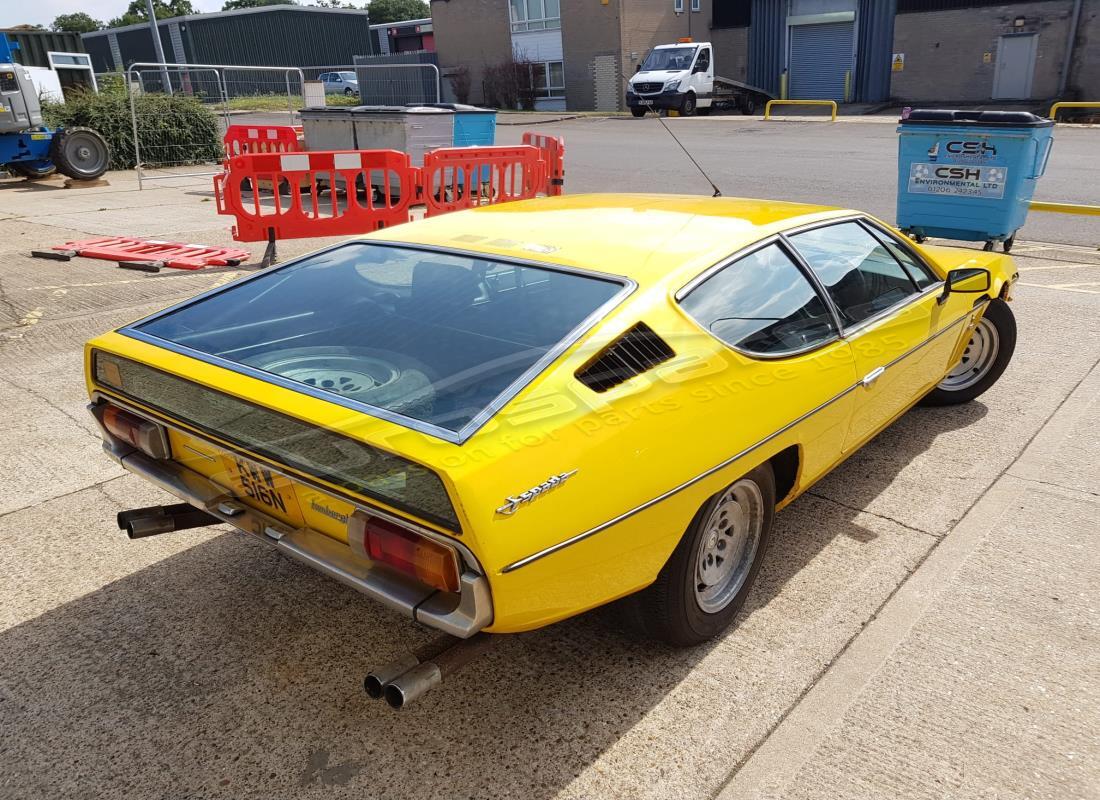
[636, 464, 775, 646]
[344, 87, 356, 97]
[921, 298, 1016, 406]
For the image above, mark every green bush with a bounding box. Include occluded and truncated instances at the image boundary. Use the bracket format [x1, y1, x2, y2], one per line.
[42, 91, 222, 171]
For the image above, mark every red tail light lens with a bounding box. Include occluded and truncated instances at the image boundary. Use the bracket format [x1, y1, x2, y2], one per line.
[349, 512, 461, 593]
[101, 404, 170, 459]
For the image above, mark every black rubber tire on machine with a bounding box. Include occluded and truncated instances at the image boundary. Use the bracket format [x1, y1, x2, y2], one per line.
[50, 127, 111, 181]
[8, 161, 57, 179]
[631, 106, 647, 118]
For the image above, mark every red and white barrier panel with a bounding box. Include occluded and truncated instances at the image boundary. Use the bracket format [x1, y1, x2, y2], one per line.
[51, 236, 249, 270]
[215, 150, 417, 242]
[223, 124, 303, 159]
[521, 132, 565, 197]
[421, 145, 545, 218]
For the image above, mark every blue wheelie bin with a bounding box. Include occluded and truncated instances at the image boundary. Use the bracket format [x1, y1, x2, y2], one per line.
[896, 110, 1054, 252]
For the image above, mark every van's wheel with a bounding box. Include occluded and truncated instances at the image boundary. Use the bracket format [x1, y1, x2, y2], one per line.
[920, 299, 1016, 406]
[739, 96, 757, 115]
[635, 463, 775, 646]
[8, 160, 56, 179]
[50, 127, 110, 180]
[631, 106, 647, 118]
[680, 93, 697, 117]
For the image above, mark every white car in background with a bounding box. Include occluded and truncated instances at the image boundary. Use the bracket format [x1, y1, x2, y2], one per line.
[319, 71, 359, 96]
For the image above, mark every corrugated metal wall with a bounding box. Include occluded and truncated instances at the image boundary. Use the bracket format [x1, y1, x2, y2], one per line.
[854, 0, 895, 102]
[747, 0, 784, 95]
[187, 10, 372, 67]
[0, 29, 85, 68]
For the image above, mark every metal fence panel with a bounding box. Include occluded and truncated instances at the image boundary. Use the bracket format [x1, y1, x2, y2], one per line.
[126, 62, 304, 188]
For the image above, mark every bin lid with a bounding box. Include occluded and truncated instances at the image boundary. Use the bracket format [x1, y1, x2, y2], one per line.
[408, 103, 495, 114]
[900, 109, 1053, 128]
[298, 107, 355, 117]
[349, 105, 453, 115]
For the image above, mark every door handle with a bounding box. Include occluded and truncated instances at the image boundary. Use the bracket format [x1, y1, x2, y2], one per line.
[861, 366, 886, 388]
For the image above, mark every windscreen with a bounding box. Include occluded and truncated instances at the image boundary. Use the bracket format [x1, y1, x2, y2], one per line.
[640, 47, 696, 72]
[134, 243, 625, 436]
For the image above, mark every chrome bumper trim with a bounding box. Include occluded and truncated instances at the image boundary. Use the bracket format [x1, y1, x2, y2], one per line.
[102, 438, 493, 638]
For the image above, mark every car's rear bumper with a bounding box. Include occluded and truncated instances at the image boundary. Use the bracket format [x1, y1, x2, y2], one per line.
[93, 406, 493, 638]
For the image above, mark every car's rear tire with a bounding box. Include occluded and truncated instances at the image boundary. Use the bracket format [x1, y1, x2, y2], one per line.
[635, 463, 775, 647]
[631, 106, 647, 118]
[921, 299, 1016, 406]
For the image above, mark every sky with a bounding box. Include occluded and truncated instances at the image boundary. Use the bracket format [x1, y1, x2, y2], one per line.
[1, 0, 227, 29]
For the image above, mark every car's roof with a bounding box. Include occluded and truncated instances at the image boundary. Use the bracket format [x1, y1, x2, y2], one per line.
[373, 194, 854, 290]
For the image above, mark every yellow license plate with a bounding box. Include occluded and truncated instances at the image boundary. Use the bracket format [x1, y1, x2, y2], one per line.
[218, 453, 304, 526]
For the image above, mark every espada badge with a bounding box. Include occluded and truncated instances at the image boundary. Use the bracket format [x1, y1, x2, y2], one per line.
[496, 470, 578, 516]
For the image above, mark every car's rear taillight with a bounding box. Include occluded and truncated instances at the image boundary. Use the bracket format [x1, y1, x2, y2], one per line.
[101, 404, 171, 459]
[349, 511, 461, 593]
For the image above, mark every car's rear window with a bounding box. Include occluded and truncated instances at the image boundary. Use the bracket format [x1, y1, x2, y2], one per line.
[132, 243, 627, 438]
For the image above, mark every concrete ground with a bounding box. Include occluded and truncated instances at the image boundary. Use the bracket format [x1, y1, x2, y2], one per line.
[0, 117, 1097, 799]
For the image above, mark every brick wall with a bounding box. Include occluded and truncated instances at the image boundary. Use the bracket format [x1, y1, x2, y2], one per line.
[560, 0, 623, 110]
[890, 1, 1075, 102]
[429, 0, 512, 105]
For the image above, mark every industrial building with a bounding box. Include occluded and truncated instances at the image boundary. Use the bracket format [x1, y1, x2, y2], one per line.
[80, 5, 375, 74]
[430, 0, 1099, 110]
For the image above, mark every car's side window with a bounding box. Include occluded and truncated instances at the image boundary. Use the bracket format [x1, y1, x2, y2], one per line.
[680, 242, 837, 356]
[869, 226, 940, 290]
[789, 222, 920, 328]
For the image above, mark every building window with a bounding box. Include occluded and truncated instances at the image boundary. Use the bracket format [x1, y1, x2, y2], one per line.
[713, 0, 751, 28]
[510, 0, 561, 32]
[691, 0, 700, 11]
[531, 60, 565, 98]
[674, 0, 684, 12]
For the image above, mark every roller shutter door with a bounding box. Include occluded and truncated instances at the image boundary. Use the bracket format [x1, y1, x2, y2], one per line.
[789, 22, 854, 101]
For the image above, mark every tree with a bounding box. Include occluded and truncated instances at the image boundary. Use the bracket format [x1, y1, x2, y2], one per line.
[310, 0, 359, 7]
[108, 0, 196, 27]
[52, 13, 104, 33]
[222, 0, 296, 9]
[366, 0, 428, 23]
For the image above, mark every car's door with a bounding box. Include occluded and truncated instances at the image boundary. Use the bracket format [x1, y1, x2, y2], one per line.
[786, 219, 955, 452]
[691, 47, 713, 104]
[677, 240, 859, 489]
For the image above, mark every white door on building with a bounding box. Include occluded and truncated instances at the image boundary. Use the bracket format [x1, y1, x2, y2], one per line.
[992, 34, 1038, 99]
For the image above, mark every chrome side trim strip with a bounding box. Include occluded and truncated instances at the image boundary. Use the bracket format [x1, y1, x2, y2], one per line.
[501, 307, 979, 574]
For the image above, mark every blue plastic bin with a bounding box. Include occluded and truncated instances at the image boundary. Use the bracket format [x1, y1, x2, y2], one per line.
[410, 103, 497, 185]
[896, 110, 1053, 251]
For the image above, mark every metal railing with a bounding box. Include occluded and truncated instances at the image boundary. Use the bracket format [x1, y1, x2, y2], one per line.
[1049, 101, 1100, 121]
[127, 62, 306, 189]
[1029, 201, 1100, 217]
[352, 62, 442, 106]
[764, 99, 838, 121]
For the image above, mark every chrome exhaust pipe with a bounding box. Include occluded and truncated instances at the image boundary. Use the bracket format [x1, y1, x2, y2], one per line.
[364, 635, 458, 699]
[380, 633, 495, 710]
[117, 503, 220, 539]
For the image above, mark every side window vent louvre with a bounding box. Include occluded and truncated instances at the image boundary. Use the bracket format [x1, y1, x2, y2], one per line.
[575, 322, 675, 393]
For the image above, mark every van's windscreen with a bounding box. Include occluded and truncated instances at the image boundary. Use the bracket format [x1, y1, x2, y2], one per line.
[133, 243, 625, 435]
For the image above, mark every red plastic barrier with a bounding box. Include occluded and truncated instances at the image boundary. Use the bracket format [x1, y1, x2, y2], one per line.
[223, 124, 303, 158]
[52, 237, 250, 270]
[215, 149, 416, 242]
[421, 145, 545, 218]
[521, 132, 565, 196]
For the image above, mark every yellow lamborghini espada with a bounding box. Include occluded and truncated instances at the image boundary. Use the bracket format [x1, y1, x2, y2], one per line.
[86, 194, 1018, 662]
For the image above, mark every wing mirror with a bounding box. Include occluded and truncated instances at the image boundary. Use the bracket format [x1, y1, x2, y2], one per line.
[939, 267, 991, 304]
[635, 64, 642, 73]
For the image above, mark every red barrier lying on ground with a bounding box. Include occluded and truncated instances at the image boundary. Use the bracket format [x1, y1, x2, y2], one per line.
[421, 145, 544, 218]
[223, 124, 303, 159]
[521, 132, 565, 197]
[51, 237, 250, 270]
[214, 149, 416, 242]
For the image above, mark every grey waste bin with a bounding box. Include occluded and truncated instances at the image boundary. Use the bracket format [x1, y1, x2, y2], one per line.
[349, 106, 454, 166]
[298, 107, 356, 151]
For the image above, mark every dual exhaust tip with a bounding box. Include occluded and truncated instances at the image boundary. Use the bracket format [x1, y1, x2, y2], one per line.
[118, 505, 492, 710]
[364, 633, 493, 709]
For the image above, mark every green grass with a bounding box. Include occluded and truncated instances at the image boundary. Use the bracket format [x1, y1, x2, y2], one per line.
[225, 93, 361, 112]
